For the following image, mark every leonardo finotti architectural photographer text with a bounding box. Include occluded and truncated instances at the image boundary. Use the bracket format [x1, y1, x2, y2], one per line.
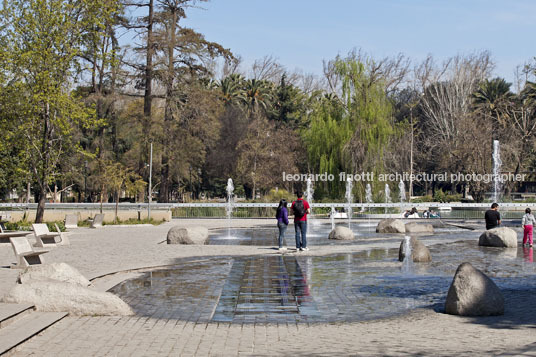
[282, 171, 527, 183]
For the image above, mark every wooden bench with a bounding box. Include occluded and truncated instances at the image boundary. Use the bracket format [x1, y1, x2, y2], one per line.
[10, 237, 49, 268]
[32, 224, 61, 248]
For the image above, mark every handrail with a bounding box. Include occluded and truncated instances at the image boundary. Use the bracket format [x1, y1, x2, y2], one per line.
[0, 202, 533, 209]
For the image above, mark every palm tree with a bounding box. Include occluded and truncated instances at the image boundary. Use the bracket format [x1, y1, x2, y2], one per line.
[217, 74, 245, 106]
[472, 77, 513, 130]
[243, 79, 273, 116]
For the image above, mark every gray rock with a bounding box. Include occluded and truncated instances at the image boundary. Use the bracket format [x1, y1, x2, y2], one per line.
[18, 263, 91, 287]
[167, 226, 209, 245]
[478, 227, 517, 248]
[404, 222, 434, 233]
[398, 236, 432, 263]
[445, 262, 504, 316]
[3, 280, 133, 316]
[376, 219, 406, 233]
[328, 226, 355, 240]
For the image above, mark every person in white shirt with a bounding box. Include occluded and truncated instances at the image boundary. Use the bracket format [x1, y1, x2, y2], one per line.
[522, 208, 535, 247]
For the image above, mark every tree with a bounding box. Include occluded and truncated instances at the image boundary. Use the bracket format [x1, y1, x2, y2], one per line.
[302, 95, 349, 198]
[472, 77, 513, 134]
[152, 0, 232, 202]
[101, 161, 146, 221]
[334, 53, 395, 195]
[1, 0, 101, 222]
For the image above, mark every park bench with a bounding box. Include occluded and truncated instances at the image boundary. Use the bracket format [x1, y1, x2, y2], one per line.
[64, 214, 79, 229]
[32, 223, 61, 248]
[10, 236, 49, 268]
[89, 213, 104, 228]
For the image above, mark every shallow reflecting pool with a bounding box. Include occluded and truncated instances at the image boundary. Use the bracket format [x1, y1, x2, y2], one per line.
[110, 238, 536, 323]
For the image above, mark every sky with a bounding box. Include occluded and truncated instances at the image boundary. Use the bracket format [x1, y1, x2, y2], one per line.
[180, 0, 536, 83]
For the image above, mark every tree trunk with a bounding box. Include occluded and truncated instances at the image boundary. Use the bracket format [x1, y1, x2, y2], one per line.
[159, 9, 177, 203]
[139, 0, 155, 178]
[35, 187, 46, 223]
[159, 157, 169, 202]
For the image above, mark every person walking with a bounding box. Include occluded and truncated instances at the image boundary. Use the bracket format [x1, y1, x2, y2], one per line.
[522, 207, 535, 247]
[291, 191, 310, 251]
[485, 203, 501, 230]
[275, 199, 289, 251]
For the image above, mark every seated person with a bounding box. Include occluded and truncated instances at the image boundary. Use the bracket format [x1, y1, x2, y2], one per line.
[485, 203, 501, 230]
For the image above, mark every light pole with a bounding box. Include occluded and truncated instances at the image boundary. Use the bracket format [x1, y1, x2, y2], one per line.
[148, 142, 153, 219]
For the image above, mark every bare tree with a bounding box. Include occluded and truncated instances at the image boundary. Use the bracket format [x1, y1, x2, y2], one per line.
[417, 52, 494, 142]
[251, 55, 285, 82]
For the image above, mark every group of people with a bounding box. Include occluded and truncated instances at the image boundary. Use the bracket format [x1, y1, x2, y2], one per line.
[275, 191, 310, 252]
[485, 202, 534, 247]
[276, 197, 536, 251]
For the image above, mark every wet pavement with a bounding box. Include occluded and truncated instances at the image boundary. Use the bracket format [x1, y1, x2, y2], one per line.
[110, 237, 536, 324]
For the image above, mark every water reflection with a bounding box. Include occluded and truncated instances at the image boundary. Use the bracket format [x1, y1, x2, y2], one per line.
[523, 247, 533, 263]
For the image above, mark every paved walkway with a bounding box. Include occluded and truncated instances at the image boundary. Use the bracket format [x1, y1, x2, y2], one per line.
[0, 219, 535, 356]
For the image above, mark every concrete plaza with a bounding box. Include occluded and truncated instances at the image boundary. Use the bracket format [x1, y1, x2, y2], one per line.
[0, 219, 535, 356]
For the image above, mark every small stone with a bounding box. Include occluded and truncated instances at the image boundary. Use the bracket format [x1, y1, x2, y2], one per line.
[328, 226, 355, 240]
[167, 226, 209, 245]
[404, 222, 434, 233]
[398, 236, 432, 263]
[376, 219, 405, 233]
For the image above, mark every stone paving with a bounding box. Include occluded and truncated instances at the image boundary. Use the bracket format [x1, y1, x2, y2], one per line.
[1, 219, 536, 355]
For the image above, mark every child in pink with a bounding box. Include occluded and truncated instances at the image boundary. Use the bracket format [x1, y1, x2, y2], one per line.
[522, 208, 535, 247]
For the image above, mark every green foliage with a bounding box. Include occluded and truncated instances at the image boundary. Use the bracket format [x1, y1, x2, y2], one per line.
[433, 189, 462, 203]
[411, 195, 434, 203]
[264, 188, 292, 202]
[302, 96, 350, 198]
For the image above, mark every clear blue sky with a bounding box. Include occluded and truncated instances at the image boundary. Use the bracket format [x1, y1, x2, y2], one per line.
[182, 0, 536, 83]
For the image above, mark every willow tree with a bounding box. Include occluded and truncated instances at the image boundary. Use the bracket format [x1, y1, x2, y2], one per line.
[302, 95, 350, 198]
[334, 56, 394, 179]
[1, 0, 102, 222]
[305, 54, 395, 199]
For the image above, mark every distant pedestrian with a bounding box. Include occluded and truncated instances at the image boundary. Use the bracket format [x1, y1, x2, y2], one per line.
[485, 203, 501, 230]
[275, 199, 289, 251]
[291, 191, 310, 251]
[522, 207, 535, 247]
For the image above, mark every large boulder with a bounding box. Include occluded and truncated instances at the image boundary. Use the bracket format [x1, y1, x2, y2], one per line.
[18, 263, 91, 287]
[376, 219, 405, 233]
[445, 262, 504, 316]
[328, 226, 355, 240]
[478, 227, 517, 248]
[167, 226, 209, 245]
[404, 222, 434, 234]
[3, 280, 134, 316]
[398, 236, 432, 263]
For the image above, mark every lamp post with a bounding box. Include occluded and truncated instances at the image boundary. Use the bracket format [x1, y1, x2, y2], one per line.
[148, 142, 153, 219]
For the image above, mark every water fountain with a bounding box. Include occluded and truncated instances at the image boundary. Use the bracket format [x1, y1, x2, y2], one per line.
[384, 184, 391, 215]
[401, 235, 414, 275]
[226, 178, 234, 238]
[365, 183, 373, 204]
[345, 178, 353, 228]
[365, 183, 373, 231]
[492, 140, 502, 202]
[398, 180, 406, 203]
[330, 206, 336, 231]
[306, 178, 318, 226]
